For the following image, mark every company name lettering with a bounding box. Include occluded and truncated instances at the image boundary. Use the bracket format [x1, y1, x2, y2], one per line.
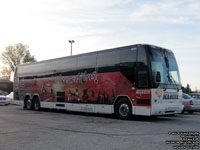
[163, 94, 178, 100]
[136, 90, 151, 95]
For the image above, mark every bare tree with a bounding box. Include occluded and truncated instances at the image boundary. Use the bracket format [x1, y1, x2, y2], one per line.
[0, 66, 12, 79]
[0, 43, 36, 78]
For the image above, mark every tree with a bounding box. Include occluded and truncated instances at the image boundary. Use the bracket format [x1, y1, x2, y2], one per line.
[0, 66, 12, 79]
[186, 84, 192, 93]
[182, 84, 192, 94]
[0, 43, 36, 78]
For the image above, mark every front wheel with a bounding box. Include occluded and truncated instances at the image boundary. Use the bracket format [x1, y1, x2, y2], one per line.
[115, 98, 132, 120]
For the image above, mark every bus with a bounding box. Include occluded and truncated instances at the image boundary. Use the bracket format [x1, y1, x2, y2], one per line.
[13, 44, 184, 119]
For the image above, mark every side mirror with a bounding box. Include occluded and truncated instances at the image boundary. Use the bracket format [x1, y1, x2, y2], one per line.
[155, 72, 161, 83]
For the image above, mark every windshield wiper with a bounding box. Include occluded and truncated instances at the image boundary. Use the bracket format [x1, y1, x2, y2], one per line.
[163, 56, 179, 91]
[163, 71, 170, 91]
[163, 70, 179, 91]
[169, 72, 179, 91]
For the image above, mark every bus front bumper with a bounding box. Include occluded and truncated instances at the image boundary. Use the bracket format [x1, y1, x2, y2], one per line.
[151, 104, 184, 116]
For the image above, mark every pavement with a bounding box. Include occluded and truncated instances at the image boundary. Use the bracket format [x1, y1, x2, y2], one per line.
[0, 105, 200, 150]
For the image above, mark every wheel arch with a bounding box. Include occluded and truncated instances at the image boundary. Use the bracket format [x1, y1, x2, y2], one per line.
[32, 94, 41, 102]
[113, 95, 133, 111]
[24, 93, 31, 100]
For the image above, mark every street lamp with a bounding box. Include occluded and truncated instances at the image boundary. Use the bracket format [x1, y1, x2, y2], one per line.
[68, 40, 75, 56]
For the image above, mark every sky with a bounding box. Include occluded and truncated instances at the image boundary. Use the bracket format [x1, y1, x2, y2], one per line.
[0, 0, 200, 90]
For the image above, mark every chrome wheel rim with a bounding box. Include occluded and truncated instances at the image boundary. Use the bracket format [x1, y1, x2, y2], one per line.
[119, 104, 129, 117]
[34, 101, 39, 110]
[27, 99, 32, 109]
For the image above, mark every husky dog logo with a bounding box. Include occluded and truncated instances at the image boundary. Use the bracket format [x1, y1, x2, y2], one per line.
[155, 87, 162, 98]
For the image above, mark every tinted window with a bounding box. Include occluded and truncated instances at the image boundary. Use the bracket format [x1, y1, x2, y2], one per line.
[18, 66, 23, 77]
[18, 63, 44, 77]
[47, 56, 77, 73]
[97, 50, 120, 67]
[137, 47, 147, 66]
[18, 66, 25, 77]
[19, 62, 55, 77]
[35, 62, 52, 75]
[18, 57, 78, 78]
[97, 50, 120, 72]
[136, 46, 149, 88]
[137, 70, 148, 87]
[120, 47, 137, 83]
[77, 53, 97, 70]
[120, 47, 137, 63]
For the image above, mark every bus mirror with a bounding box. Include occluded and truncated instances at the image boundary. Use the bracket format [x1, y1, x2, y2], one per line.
[155, 72, 161, 83]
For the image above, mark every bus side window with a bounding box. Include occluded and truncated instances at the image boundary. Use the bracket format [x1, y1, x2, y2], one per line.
[97, 50, 120, 73]
[137, 70, 149, 88]
[136, 47, 149, 88]
[120, 47, 137, 83]
[137, 46, 148, 66]
[57, 57, 77, 75]
[77, 53, 97, 73]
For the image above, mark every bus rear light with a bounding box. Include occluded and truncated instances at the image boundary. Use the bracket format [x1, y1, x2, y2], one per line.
[189, 100, 194, 105]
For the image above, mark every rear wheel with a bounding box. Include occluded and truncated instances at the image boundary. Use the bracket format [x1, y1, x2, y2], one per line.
[33, 97, 40, 111]
[25, 97, 33, 110]
[115, 98, 132, 120]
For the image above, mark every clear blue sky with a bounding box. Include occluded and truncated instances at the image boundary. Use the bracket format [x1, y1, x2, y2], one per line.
[0, 0, 200, 90]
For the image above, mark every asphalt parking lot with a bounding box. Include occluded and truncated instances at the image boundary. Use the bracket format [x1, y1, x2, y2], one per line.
[0, 105, 200, 150]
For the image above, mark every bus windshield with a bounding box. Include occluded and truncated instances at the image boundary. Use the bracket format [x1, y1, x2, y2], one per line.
[149, 46, 181, 88]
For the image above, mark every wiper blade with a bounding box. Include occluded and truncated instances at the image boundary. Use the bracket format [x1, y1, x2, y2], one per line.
[163, 73, 169, 91]
[169, 72, 179, 92]
[163, 55, 179, 92]
[164, 68, 179, 91]
[163, 70, 179, 91]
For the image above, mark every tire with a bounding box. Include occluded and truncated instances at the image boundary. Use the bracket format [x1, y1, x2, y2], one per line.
[115, 98, 132, 120]
[33, 97, 40, 111]
[24, 97, 33, 110]
[187, 110, 194, 114]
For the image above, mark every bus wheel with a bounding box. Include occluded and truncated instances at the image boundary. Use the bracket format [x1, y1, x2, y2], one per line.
[115, 98, 132, 120]
[25, 98, 33, 110]
[33, 97, 40, 111]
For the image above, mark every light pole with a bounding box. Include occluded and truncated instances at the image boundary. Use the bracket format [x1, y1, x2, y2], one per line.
[68, 40, 75, 56]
